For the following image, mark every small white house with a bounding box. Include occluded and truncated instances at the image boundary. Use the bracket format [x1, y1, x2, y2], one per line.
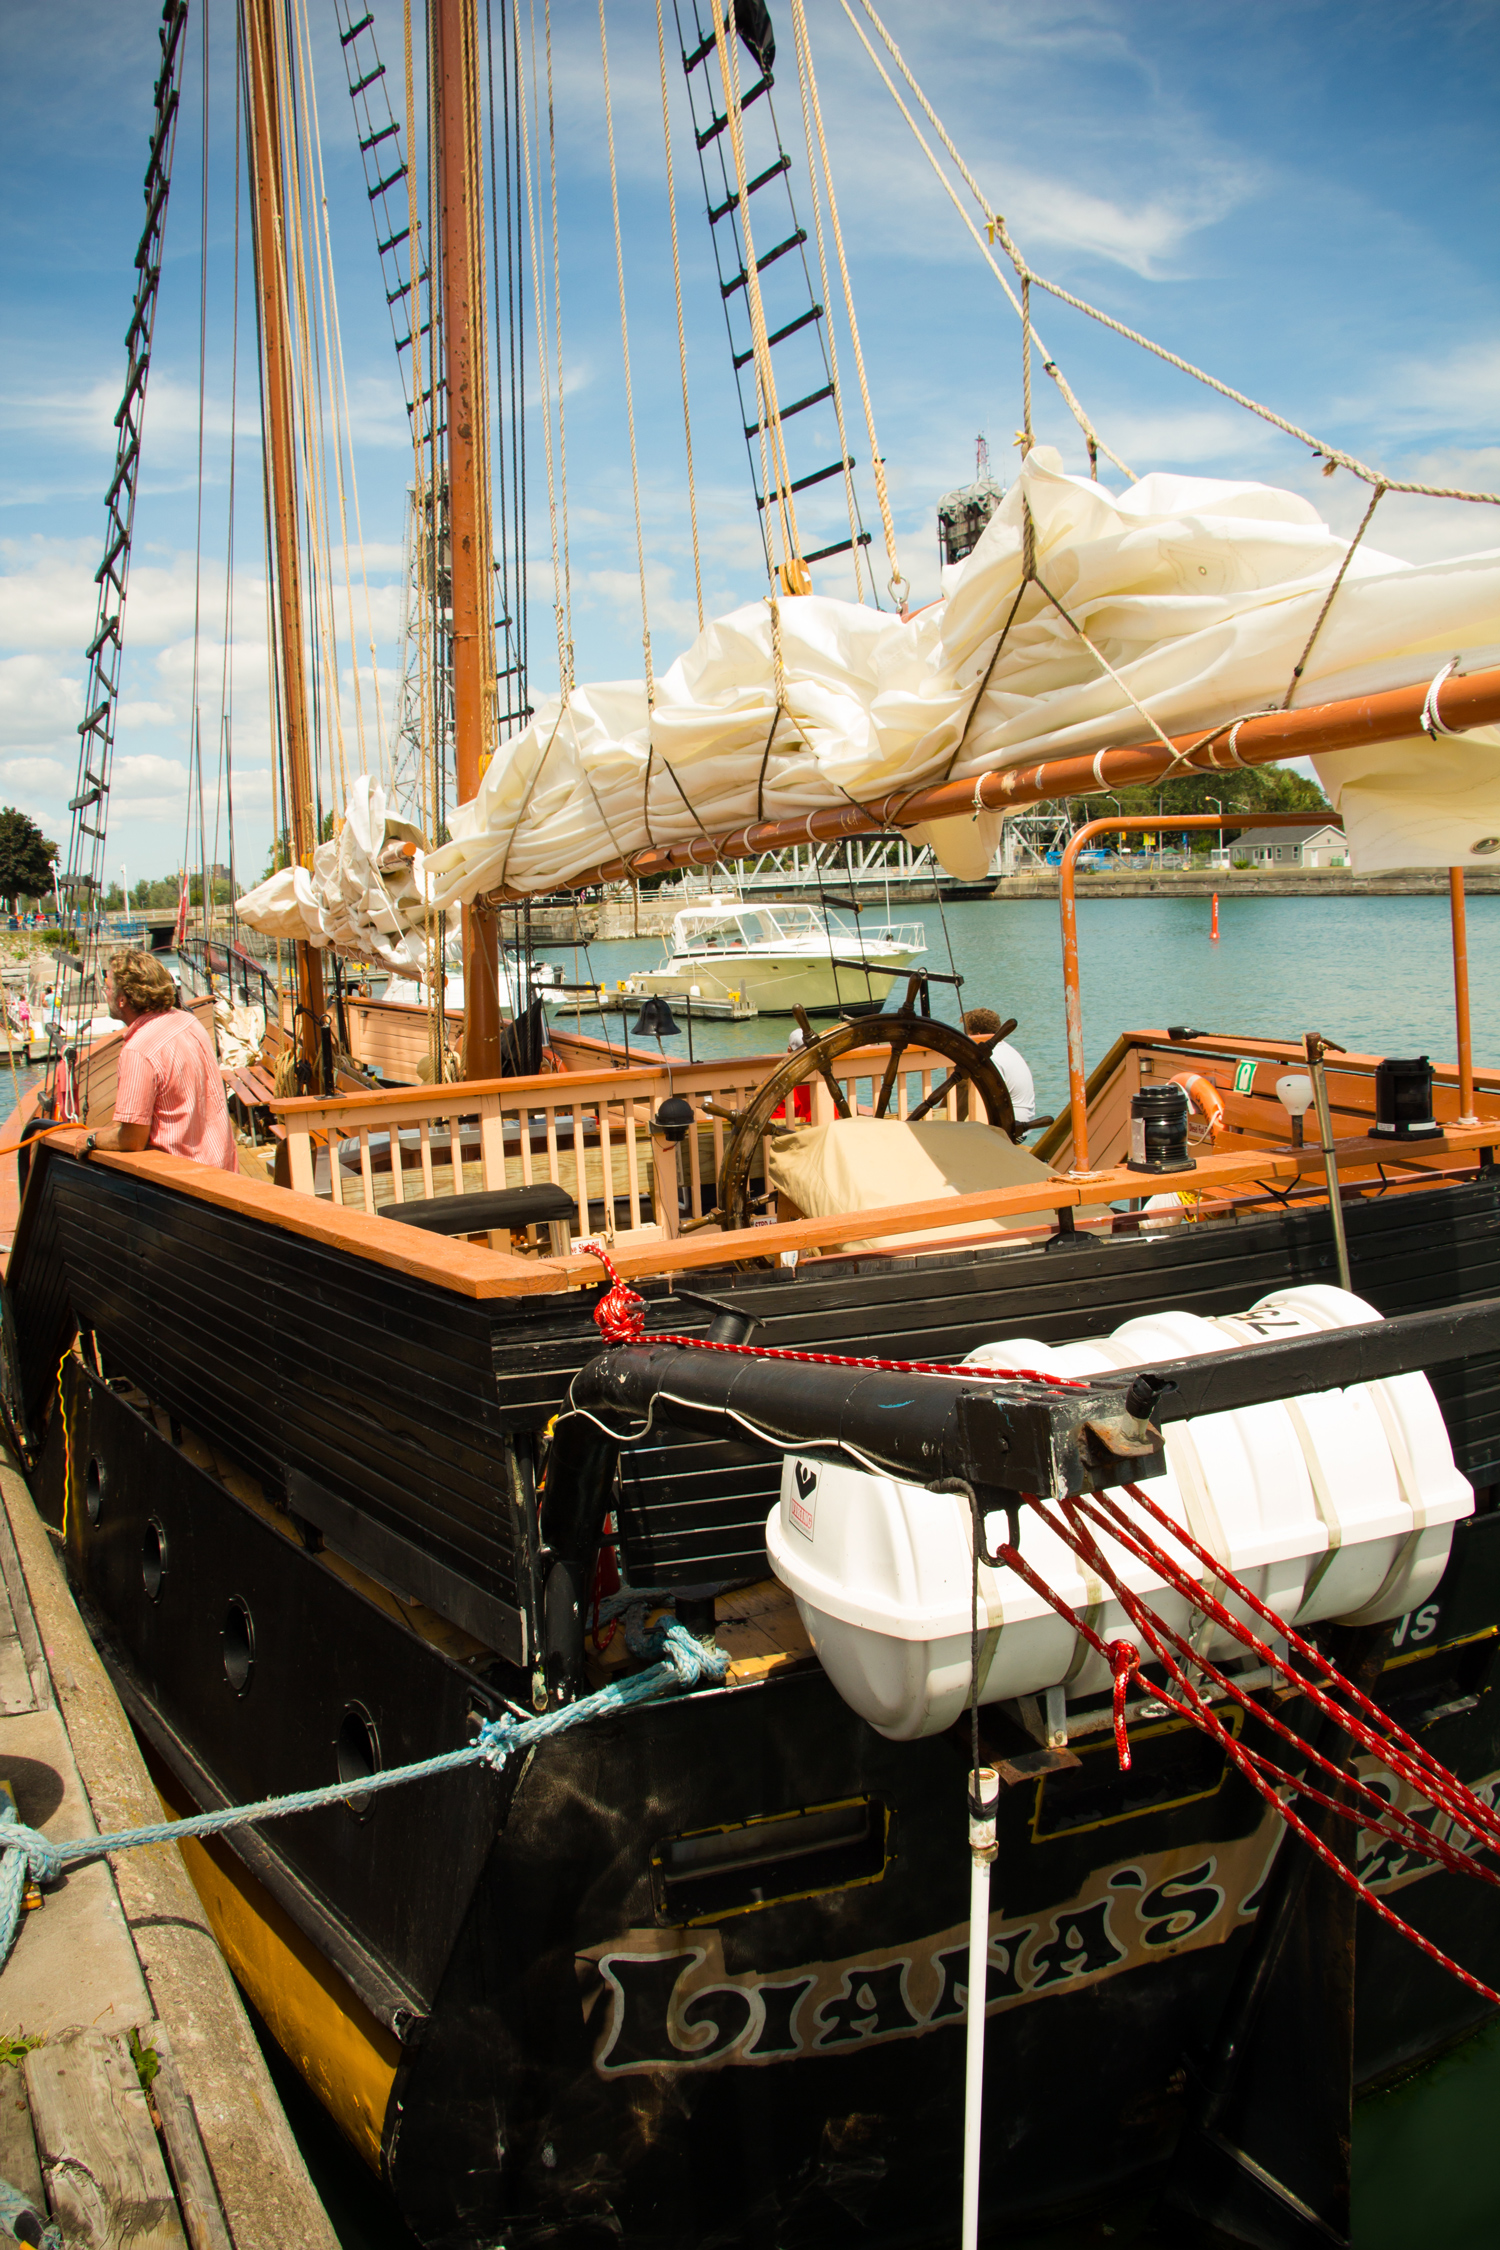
[1232, 823, 1346, 868]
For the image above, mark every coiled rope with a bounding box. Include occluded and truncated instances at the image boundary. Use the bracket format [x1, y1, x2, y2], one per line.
[0, 1615, 723, 1968]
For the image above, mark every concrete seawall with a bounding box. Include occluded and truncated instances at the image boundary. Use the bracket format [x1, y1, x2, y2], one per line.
[990, 871, 1500, 901]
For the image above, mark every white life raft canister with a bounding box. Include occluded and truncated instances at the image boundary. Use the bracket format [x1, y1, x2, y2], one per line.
[766, 1285, 1473, 1740]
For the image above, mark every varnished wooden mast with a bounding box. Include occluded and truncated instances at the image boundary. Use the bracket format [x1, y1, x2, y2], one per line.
[433, 0, 502, 1079]
[244, 0, 323, 1082]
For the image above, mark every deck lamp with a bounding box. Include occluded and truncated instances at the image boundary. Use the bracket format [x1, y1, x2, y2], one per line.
[1127, 1083, 1195, 1173]
[651, 1095, 694, 1144]
[1371, 1056, 1442, 1140]
[1276, 1072, 1315, 1147]
[630, 995, 682, 1039]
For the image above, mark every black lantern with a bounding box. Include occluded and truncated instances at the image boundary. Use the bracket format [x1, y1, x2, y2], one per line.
[1126, 1082, 1196, 1174]
[631, 995, 682, 1039]
[651, 1095, 694, 1145]
[1370, 1055, 1441, 1140]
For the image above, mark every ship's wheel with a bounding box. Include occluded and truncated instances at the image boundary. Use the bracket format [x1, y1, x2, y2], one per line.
[713, 1008, 1018, 1234]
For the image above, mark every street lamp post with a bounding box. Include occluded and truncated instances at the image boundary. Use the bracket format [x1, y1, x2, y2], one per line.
[1206, 800, 1223, 869]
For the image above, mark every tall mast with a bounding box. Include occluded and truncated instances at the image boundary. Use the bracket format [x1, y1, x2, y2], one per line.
[244, 0, 324, 1085]
[433, 0, 502, 1079]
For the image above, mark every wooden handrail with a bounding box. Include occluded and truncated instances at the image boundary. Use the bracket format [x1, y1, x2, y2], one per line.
[271, 1041, 975, 1233]
[72, 1120, 1500, 1303]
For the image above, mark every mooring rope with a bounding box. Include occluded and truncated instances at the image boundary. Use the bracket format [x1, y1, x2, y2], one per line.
[0, 1617, 724, 1966]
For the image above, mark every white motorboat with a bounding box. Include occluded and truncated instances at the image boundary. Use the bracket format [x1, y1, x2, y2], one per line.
[622, 901, 925, 1016]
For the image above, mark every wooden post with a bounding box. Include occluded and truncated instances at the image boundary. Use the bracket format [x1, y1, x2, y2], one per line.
[433, 0, 502, 1080]
[1451, 866, 1478, 1124]
[244, 0, 323, 1083]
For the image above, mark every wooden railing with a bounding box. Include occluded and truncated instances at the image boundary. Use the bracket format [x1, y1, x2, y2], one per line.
[268, 1040, 967, 1241]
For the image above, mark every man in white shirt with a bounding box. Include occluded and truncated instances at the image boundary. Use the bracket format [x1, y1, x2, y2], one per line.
[962, 1006, 1036, 1125]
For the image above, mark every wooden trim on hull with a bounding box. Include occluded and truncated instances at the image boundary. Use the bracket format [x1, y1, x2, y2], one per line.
[61, 1119, 1500, 1295]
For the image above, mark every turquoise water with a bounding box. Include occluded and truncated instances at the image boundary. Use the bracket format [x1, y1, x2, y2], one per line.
[547, 891, 1500, 1120]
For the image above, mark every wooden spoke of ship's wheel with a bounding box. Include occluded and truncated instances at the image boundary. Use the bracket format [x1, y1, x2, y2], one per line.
[793, 1006, 852, 1121]
[714, 1010, 1018, 1236]
[905, 1018, 1017, 1124]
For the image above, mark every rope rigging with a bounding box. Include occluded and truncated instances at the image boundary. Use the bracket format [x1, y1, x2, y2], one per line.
[848, 0, 1499, 509]
[656, 0, 705, 633]
[788, 0, 904, 607]
[56, 0, 190, 1119]
[709, 0, 803, 591]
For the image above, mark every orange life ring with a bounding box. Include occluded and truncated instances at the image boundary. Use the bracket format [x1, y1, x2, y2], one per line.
[1170, 1070, 1225, 1139]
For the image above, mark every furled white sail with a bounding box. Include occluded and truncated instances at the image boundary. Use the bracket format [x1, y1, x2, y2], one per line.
[240, 452, 1500, 945]
[234, 776, 429, 970]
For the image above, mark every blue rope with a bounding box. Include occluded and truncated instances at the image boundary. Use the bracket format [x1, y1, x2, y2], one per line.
[0, 2170, 61, 2250]
[0, 1619, 724, 1966]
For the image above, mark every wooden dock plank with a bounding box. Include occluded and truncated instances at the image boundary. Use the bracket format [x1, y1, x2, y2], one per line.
[24, 2026, 186, 2250]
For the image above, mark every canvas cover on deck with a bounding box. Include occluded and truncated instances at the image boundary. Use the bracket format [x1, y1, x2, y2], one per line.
[767, 1117, 1097, 1253]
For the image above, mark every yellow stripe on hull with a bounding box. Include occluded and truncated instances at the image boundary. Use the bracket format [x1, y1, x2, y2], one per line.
[151, 1761, 400, 2172]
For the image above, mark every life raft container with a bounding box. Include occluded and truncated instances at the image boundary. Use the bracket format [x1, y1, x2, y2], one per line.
[767, 1284, 1472, 1739]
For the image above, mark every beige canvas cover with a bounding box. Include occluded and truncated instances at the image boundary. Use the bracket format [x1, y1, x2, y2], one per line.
[767, 1118, 1097, 1254]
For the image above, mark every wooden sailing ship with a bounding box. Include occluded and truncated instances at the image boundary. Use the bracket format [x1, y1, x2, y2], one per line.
[9, 5, 1500, 2248]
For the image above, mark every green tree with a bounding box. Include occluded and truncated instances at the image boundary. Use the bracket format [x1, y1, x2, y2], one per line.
[0, 808, 57, 910]
[1063, 763, 1328, 839]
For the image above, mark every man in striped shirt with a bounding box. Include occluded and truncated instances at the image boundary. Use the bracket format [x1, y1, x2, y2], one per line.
[71, 950, 237, 1173]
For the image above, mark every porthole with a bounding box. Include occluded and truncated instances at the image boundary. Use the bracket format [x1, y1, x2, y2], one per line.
[222, 1598, 255, 1695]
[335, 1705, 381, 1821]
[84, 1456, 104, 1526]
[141, 1519, 167, 1603]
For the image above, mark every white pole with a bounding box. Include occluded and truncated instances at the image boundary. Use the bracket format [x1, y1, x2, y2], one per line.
[961, 1765, 1001, 2250]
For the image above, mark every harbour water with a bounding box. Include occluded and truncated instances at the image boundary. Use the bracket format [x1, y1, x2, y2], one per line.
[545, 891, 1500, 1120]
[13, 896, 1500, 2244]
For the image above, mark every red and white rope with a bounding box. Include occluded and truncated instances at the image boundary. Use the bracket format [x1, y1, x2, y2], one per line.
[580, 1240, 1086, 1390]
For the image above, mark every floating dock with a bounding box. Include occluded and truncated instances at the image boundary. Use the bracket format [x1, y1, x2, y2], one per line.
[546, 987, 759, 1022]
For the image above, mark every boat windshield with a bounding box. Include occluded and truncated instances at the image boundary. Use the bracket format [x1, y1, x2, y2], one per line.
[672, 904, 833, 952]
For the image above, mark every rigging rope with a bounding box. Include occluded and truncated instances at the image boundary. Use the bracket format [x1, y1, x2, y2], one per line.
[581, 1240, 1085, 1388]
[784, 6, 864, 600]
[0, 1616, 726, 1969]
[655, 0, 704, 632]
[1280, 482, 1387, 710]
[514, 0, 570, 697]
[541, 0, 574, 685]
[296, 0, 387, 780]
[710, 0, 802, 588]
[598, 0, 655, 711]
[837, 0, 1136, 486]
[788, 0, 895, 603]
[996, 1483, 1500, 2008]
[849, 0, 1497, 508]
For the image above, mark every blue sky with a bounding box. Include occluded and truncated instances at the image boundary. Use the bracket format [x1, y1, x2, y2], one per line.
[1, 0, 1496, 885]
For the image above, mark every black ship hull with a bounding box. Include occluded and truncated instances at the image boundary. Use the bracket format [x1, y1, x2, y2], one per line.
[6, 1147, 1500, 2246]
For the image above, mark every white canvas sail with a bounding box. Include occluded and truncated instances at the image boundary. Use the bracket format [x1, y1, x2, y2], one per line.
[238, 452, 1500, 946]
